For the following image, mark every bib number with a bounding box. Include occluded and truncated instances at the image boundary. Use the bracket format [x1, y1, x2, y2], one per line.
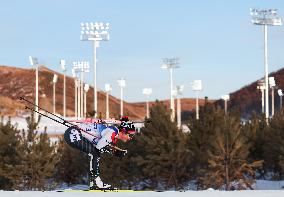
[69, 128, 81, 142]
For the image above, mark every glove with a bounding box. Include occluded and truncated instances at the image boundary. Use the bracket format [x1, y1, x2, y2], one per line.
[100, 146, 112, 154]
[113, 150, 127, 158]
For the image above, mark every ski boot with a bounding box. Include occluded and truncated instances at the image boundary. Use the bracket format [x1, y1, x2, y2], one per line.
[90, 176, 116, 190]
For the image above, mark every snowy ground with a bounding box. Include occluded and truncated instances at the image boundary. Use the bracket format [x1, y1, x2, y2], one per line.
[0, 190, 284, 197]
[0, 180, 283, 197]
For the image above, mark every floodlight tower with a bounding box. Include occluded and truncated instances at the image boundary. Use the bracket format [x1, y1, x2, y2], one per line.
[73, 62, 81, 119]
[73, 61, 90, 119]
[175, 85, 184, 128]
[72, 68, 78, 118]
[52, 74, 58, 114]
[81, 22, 110, 118]
[269, 77, 276, 116]
[60, 59, 67, 117]
[250, 8, 282, 121]
[191, 80, 202, 120]
[80, 62, 90, 118]
[221, 95, 230, 115]
[278, 89, 283, 111]
[117, 78, 126, 117]
[142, 88, 153, 118]
[84, 84, 89, 118]
[29, 56, 39, 122]
[257, 79, 265, 113]
[161, 58, 180, 121]
[105, 84, 112, 119]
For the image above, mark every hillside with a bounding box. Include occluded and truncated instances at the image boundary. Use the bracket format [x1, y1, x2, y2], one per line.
[216, 67, 284, 118]
[0, 65, 208, 120]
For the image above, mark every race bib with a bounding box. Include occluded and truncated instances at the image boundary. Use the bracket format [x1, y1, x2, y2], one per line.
[69, 128, 81, 142]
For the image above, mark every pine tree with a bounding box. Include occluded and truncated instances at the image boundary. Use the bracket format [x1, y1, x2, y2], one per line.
[130, 101, 192, 190]
[187, 103, 221, 188]
[0, 117, 22, 190]
[199, 112, 263, 190]
[100, 138, 146, 190]
[54, 139, 88, 185]
[16, 114, 58, 190]
[263, 111, 284, 178]
[244, 113, 267, 177]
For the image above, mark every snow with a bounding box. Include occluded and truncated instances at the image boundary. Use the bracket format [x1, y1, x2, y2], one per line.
[0, 190, 284, 197]
[3, 116, 67, 135]
[1, 180, 276, 197]
[254, 180, 284, 190]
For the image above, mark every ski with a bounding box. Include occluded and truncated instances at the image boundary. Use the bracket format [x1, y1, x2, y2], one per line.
[56, 189, 150, 192]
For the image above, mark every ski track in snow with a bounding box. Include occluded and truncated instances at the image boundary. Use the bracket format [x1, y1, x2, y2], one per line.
[0, 190, 284, 197]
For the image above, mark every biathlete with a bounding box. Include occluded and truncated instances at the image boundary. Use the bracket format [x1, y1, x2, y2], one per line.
[64, 116, 136, 190]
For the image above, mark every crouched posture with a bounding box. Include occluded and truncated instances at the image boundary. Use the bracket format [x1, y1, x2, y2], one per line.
[64, 117, 135, 189]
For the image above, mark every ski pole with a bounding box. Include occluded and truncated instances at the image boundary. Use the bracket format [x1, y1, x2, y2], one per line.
[19, 96, 67, 123]
[24, 105, 98, 138]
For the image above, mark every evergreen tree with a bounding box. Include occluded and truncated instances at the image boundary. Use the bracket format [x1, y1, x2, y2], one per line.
[244, 113, 267, 177]
[187, 102, 223, 189]
[0, 117, 22, 190]
[16, 114, 58, 190]
[131, 101, 192, 190]
[199, 112, 263, 190]
[54, 139, 88, 185]
[100, 138, 145, 190]
[263, 111, 284, 178]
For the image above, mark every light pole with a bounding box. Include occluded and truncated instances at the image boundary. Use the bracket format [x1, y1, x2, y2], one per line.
[105, 84, 112, 119]
[73, 63, 81, 119]
[191, 80, 202, 120]
[161, 58, 180, 121]
[52, 74, 58, 114]
[250, 8, 282, 121]
[142, 88, 153, 118]
[73, 61, 90, 119]
[117, 78, 126, 118]
[278, 89, 283, 111]
[257, 79, 265, 113]
[29, 56, 39, 122]
[60, 59, 67, 117]
[84, 84, 89, 118]
[221, 95, 230, 115]
[269, 77, 276, 116]
[175, 85, 184, 128]
[81, 22, 110, 118]
[72, 68, 78, 118]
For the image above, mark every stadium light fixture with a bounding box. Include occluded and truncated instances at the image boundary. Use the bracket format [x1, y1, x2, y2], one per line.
[73, 61, 90, 119]
[60, 59, 67, 117]
[221, 94, 230, 115]
[161, 57, 180, 121]
[52, 74, 58, 114]
[257, 79, 265, 113]
[191, 80, 202, 120]
[105, 84, 112, 119]
[278, 89, 283, 111]
[72, 68, 78, 118]
[269, 77, 276, 116]
[142, 88, 153, 118]
[84, 84, 90, 118]
[250, 8, 282, 122]
[117, 78, 126, 118]
[175, 85, 184, 128]
[29, 56, 39, 122]
[81, 22, 110, 118]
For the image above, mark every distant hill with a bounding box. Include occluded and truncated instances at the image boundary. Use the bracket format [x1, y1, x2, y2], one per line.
[215, 67, 284, 118]
[0, 65, 210, 120]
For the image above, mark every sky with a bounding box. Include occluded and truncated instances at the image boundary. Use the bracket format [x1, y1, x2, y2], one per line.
[1, 0, 284, 102]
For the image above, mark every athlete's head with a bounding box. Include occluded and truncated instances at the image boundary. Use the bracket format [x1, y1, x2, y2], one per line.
[116, 116, 136, 142]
